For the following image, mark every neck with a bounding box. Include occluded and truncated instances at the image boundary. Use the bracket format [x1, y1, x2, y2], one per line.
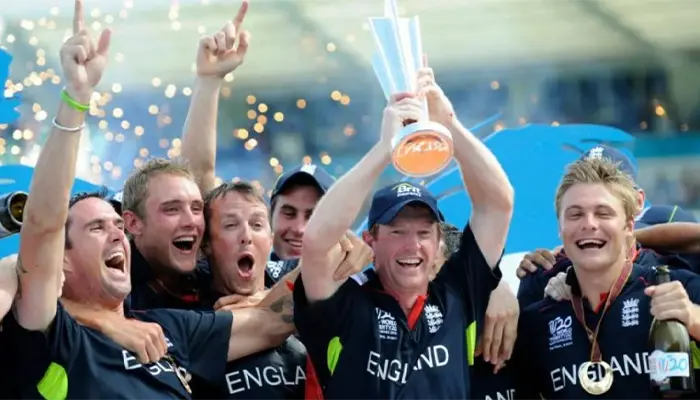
[377, 275, 426, 316]
[574, 260, 625, 309]
[211, 269, 265, 296]
[133, 238, 184, 284]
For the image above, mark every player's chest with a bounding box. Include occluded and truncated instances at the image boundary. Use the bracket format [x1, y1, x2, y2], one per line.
[537, 295, 656, 398]
[83, 334, 194, 398]
[362, 297, 467, 387]
[222, 345, 306, 397]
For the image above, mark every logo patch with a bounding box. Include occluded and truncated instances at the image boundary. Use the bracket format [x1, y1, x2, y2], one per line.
[621, 298, 640, 328]
[376, 307, 398, 340]
[548, 316, 573, 351]
[424, 304, 443, 334]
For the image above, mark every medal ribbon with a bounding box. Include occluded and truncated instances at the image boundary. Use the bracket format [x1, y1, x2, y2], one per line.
[570, 247, 635, 363]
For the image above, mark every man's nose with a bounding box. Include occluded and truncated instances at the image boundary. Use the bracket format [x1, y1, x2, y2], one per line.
[290, 216, 307, 235]
[240, 224, 253, 245]
[581, 213, 599, 230]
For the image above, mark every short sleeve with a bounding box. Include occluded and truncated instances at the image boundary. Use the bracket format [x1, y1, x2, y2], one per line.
[293, 274, 364, 341]
[293, 274, 369, 379]
[146, 309, 232, 384]
[433, 223, 502, 325]
[40, 302, 82, 366]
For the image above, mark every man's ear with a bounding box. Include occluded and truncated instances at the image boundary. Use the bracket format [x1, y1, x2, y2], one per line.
[122, 210, 144, 237]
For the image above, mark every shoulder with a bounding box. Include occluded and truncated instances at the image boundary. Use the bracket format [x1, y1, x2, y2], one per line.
[521, 297, 562, 322]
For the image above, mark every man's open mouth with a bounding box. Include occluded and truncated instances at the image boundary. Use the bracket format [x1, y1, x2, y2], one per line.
[575, 239, 606, 250]
[173, 236, 196, 252]
[105, 251, 126, 271]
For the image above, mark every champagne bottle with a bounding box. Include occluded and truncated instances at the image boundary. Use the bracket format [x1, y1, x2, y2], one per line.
[648, 265, 696, 396]
[0, 191, 26, 239]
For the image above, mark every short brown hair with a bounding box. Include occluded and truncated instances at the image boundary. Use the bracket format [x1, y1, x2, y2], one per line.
[555, 157, 640, 220]
[122, 158, 194, 219]
[203, 181, 268, 241]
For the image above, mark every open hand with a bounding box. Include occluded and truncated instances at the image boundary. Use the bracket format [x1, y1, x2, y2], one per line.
[196, 0, 251, 78]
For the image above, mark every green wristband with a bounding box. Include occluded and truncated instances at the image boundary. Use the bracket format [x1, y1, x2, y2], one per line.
[61, 89, 90, 112]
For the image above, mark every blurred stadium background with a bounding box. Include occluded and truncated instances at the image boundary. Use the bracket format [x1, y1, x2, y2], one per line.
[2, 0, 700, 215]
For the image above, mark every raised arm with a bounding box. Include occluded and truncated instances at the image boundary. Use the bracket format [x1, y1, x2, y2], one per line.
[15, 0, 111, 331]
[300, 94, 423, 302]
[417, 67, 514, 268]
[181, 1, 250, 194]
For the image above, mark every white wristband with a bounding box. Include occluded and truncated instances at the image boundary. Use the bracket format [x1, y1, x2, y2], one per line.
[52, 117, 85, 132]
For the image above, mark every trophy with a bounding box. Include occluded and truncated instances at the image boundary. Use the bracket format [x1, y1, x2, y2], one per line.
[370, 0, 453, 178]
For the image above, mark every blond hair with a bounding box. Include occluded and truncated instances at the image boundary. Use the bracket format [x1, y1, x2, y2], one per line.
[122, 158, 194, 218]
[555, 157, 640, 220]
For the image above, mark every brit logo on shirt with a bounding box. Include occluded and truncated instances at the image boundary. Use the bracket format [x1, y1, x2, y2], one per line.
[548, 316, 573, 351]
[424, 304, 443, 333]
[376, 307, 399, 341]
[621, 298, 640, 328]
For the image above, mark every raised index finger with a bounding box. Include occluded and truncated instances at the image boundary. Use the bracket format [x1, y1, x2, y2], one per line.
[232, 0, 249, 31]
[73, 0, 84, 34]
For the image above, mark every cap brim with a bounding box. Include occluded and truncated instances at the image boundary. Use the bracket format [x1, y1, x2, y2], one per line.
[272, 171, 328, 199]
[374, 199, 443, 227]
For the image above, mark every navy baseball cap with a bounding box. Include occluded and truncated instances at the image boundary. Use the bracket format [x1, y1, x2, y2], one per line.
[634, 205, 697, 229]
[368, 182, 444, 228]
[580, 144, 638, 181]
[271, 164, 335, 199]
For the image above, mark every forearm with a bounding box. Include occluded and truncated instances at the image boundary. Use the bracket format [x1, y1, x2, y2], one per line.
[635, 223, 700, 253]
[446, 119, 513, 212]
[23, 101, 84, 234]
[181, 76, 223, 193]
[303, 143, 390, 255]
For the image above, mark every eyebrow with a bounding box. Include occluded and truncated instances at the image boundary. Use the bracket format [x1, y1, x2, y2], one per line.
[83, 217, 124, 228]
[221, 211, 268, 220]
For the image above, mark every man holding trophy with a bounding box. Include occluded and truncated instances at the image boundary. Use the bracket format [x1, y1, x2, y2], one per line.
[291, 1, 515, 397]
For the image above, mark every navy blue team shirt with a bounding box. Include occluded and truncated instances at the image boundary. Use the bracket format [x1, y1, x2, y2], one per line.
[517, 246, 694, 309]
[514, 264, 700, 399]
[293, 224, 502, 398]
[4, 303, 232, 399]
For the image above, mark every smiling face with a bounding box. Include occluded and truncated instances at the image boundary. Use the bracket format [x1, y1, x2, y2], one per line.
[559, 183, 634, 272]
[271, 183, 323, 260]
[62, 196, 132, 308]
[128, 173, 204, 273]
[365, 204, 440, 294]
[555, 158, 640, 274]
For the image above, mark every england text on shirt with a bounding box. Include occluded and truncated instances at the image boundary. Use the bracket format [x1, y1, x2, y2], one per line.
[513, 265, 700, 399]
[3, 303, 232, 399]
[194, 288, 307, 400]
[293, 224, 502, 399]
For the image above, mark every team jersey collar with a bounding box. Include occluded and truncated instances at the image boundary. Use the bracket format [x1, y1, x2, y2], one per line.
[130, 239, 207, 304]
[566, 261, 645, 313]
[363, 269, 433, 329]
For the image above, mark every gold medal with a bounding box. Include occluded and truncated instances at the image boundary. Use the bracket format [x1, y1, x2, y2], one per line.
[578, 361, 614, 395]
[570, 259, 635, 397]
